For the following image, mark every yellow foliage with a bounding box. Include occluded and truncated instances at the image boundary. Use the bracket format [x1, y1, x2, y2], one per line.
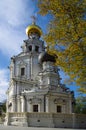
[37, 0, 86, 93]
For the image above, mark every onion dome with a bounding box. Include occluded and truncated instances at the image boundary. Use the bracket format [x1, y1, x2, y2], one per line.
[26, 24, 42, 37]
[38, 52, 56, 64]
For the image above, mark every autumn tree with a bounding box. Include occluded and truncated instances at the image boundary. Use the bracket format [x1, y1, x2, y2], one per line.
[37, 0, 86, 93]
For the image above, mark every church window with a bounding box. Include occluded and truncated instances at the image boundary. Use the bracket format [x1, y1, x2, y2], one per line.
[28, 45, 32, 51]
[35, 46, 39, 52]
[21, 67, 25, 76]
[57, 105, 61, 113]
[8, 103, 12, 108]
[33, 105, 38, 112]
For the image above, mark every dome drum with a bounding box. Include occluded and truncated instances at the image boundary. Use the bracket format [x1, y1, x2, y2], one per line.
[26, 24, 42, 37]
[39, 52, 56, 64]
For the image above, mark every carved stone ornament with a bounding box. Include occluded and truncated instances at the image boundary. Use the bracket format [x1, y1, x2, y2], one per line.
[54, 98, 66, 104]
[28, 98, 42, 104]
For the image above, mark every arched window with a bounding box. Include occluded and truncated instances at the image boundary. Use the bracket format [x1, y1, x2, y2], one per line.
[35, 46, 39, 52]
[28, 45, 32, 51]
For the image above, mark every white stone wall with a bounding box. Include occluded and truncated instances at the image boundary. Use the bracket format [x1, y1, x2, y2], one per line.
[45, 94, 73, 114]
[5, 112, 86, 129]
[7, 33, 75, 119]
[13, 53, 42, 80]
[31, 54, 41, 79]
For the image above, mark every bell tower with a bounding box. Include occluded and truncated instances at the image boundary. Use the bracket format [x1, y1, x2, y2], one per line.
[21, 19, 44, 79]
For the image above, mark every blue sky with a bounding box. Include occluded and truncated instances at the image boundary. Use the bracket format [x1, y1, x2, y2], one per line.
[0, 0, 79, 102]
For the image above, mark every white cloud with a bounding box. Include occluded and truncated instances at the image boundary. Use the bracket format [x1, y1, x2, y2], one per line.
[0, 69, 9, 102]
[0, 0, 36, 57]
[0, 23, 22, 56]
[0, 0, 34, 26]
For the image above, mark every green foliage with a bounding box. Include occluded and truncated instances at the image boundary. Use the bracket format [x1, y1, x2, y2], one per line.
[0, 101, 6, 116]
[75, 96, 86, 114]
[37, 0, 86, 93]
[2, 103, 6, 113]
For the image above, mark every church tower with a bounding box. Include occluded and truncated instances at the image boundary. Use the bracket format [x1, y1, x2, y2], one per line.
[5, 20, 75, 127]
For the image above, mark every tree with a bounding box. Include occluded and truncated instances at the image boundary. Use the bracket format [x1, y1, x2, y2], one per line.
[0, 101, 6, 123]
[37, 0, 86, 93]
[0, 100, 6, 116]
[75, 96, 86, 114]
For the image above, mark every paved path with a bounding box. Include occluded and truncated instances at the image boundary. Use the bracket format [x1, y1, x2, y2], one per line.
[0, 126, 86, 130]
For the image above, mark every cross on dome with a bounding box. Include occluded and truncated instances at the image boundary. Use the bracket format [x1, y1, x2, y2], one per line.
[31, 16, 37, 24]
[26, 16, 42, 37]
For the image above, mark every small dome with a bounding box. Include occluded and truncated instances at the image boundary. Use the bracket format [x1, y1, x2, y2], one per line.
[38, 52, 56, 64]
[26, 24, 42, 37]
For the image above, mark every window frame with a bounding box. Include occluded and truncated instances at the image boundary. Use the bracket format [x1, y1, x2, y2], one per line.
[21, 67, 25, 76]
[57, 105, 61, 113]
[28, 45, 32, 51]
[33, 104, 38, 112]
[35, 46, 39, 52]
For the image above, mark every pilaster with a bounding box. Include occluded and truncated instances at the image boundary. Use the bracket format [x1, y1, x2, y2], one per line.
[21, 96, 25, 112]
[46, 96, 50, 112]
[17, 96, 21, 112]
[12, 97, 16, 112]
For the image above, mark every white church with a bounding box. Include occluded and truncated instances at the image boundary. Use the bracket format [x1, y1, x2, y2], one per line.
[5, 21, 86, 128]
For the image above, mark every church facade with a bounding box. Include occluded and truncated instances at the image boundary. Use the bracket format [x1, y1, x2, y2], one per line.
[5, 22, 86, 128]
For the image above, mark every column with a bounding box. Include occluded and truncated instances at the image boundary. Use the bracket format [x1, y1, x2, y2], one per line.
[21, 96, 25, 112]
[17, 96, 21, 112]
[27, 59, 30, 79]
[48, 77, 50, 85]
[31, 56, 33, 79]
[38, 104, 41, 112]
[26, 97, 29, 112]
[12, 97, 16, 112]
[46, 96, 50, 112]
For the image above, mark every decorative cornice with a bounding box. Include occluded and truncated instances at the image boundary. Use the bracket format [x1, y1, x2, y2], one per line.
[54, 98, 66, 104]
